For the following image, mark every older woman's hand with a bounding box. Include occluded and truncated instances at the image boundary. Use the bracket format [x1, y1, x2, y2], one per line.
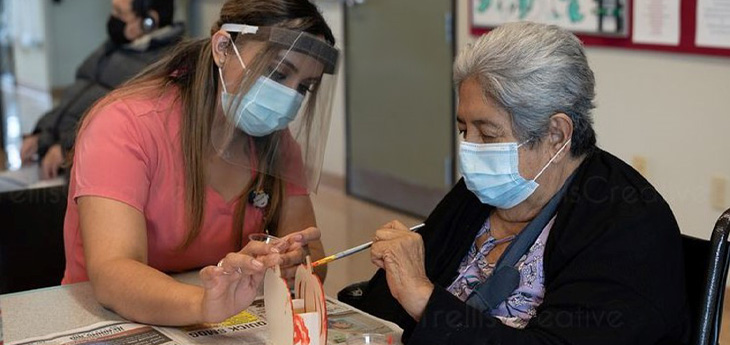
[371, 220, 434, 321]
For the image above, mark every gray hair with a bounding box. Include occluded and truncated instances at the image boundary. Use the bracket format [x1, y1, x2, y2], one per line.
[454, 21, 596, 156]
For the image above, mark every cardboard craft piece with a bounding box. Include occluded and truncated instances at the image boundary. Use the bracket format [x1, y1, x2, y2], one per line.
[264, 265, 294, 345]
[295, 258, 327, 345]
[265, 257, 327, 345]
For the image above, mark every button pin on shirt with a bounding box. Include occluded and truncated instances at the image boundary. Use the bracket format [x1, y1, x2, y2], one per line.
[249, 190, 269, 208]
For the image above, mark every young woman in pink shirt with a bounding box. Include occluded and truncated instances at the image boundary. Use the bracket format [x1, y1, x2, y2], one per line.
[62, 0, 339, 326]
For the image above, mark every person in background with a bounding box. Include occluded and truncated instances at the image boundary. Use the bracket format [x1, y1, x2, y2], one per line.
[20, 0, 183, 179]
[63, 0, 338, 326]
[359, 22, 688, 345]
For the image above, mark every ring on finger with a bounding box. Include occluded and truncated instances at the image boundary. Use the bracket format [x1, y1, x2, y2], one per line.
[218, 259, 232, 275]
[217, 259, 242, 275]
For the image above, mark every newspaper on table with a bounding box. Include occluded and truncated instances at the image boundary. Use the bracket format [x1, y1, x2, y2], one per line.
[6, 322, 181, 345]
[6, 297, 401, 345]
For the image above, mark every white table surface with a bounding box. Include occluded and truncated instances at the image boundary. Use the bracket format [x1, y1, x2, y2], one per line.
[0, 272, 201, 342]
[0, 273, 402, 344]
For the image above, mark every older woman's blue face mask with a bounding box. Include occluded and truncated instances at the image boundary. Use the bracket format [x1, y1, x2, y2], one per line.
[456, 78, 571, 210]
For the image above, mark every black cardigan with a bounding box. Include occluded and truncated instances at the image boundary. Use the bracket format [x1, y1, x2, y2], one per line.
[357, 148, 689, 345]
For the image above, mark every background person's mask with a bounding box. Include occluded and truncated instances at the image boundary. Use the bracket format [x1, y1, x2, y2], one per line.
[107, 15, 131, 46]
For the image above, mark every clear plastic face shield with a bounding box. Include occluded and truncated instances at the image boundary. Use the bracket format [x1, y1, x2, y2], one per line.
[213, 24, 339, 193]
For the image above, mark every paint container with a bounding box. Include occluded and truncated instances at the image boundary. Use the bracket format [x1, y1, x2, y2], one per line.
[346, 333, 390, 345]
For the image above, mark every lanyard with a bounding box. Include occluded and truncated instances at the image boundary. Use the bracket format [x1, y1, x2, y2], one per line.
[465, 173, 575, 312]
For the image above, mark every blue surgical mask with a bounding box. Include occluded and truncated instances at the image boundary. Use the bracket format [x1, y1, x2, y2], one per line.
[221, 77, 304, 137]
[458, 139, 571, 209]
[219, 47, 304, 137]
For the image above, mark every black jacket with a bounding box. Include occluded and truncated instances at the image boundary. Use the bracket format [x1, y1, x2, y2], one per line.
[32, 24, 184, 157]
[357, 148, 689, 345]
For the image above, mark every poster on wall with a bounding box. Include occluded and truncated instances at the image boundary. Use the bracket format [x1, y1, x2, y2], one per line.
[632, 0, 681, 46]
[695, 0, 730, 48]
[471, 0, 628, 36]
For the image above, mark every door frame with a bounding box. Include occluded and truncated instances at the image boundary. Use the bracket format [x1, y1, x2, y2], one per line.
[343, 0, 458, 217]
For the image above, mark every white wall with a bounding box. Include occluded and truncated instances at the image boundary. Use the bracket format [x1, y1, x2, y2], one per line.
[590, 50, 730, 239]
[457, 1, 730, 239]
[185, 0, 225, 38]
[10, 0, 50, 91]
[47, 0, 110, 88]
[316, 1, 346, 177]
[10, 0, 110, 90]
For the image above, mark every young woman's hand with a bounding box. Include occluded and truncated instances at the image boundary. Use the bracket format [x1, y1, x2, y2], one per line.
[198, 241, 282, 323]
[278, 227, 321, 285]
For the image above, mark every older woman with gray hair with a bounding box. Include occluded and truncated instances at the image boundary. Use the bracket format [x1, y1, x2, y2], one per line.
[355, 22, 688, 344]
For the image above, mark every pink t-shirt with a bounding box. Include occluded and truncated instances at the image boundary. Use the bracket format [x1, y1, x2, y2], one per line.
[62, 87, 307, 284]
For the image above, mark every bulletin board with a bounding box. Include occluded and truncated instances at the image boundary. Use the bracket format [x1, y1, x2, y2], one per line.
[470, 0, 730, 58]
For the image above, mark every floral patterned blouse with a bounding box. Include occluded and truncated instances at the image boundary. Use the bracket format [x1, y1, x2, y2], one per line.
[446, 215, 556, 329]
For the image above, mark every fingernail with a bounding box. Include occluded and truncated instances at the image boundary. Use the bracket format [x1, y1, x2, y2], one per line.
[271, 247, 280, 253]
[275, 242, 288, 250]
[252, 259, 263, 268]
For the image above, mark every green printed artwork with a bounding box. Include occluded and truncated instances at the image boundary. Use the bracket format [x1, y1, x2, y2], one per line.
[519, 0, 535, 19]
[473, 0, 603, 33]
[477, 0, 491, 12]
[477, 0, 585, 23]
[567, 0, 584, 23]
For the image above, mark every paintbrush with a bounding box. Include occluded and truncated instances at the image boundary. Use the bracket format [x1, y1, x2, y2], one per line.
[311, 223, 425, 267]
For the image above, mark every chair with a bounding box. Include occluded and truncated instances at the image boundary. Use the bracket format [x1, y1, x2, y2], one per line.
[0, 185, 68, 294]
[682, 208, 730, 345]
[338, 280, 369, 310]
